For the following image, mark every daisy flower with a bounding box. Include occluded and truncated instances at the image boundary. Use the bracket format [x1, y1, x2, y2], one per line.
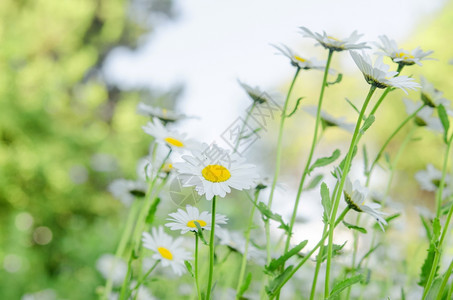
[415, 164, 452, 199]
[238, 81, 272, 104]
[96, 254, 128, 286]
[165, 205, 228, 234]
[174, 144, 259, 200]
[304, 106, 354, 132]
[375, 35, 434, 66]
[299, 27, 369, 52]
[108, 179, 147, 206]
[142, 119, 199, 152]
[420, 76, 450, 108]
[142, 226, 191, 276]
[343, 178, 388, 231]
[272, 44, 326, 70]
[403, 98, 442, 132]
[137, 102, 187, 123]
[350, 51, 420, 94]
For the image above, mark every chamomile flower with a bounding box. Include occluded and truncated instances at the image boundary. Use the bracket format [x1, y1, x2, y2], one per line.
[350, 51, 420, 94]
[137, 102, 187, 123]
[142, 226, 191, 276]
[299, 27, 369, 52]
[165, 205, 228, 234]
[403, 98, 442, 132]
[174, 144, 259, 200]
[108, 179, 147, 206]
[343, 178, 388, 231]
[238, 81, 272, 104]
[420, 76, 450, 108]
[415, 164, 452, 199]
[142, 119, 198, 152]
[272, 44, 326, 70]
[304, 106, 354, 132]
[375, 35, 434, 66]
[96, 254, 128, 286]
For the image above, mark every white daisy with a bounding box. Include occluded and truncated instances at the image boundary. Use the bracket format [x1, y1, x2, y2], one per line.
[142, 119, 199, 152]
[343, 178, 388, 231]
[108, 179, 147, 206]
[350, 51, 420, 94]
[238, 81, 272, 104]
[215, 227, 266, 264]
[272, 44, 326, 70]
[304, 106, 354, 132]
[165, 205, 228, 234]
[415, 164, 452, 199]
[375, 35, 434, 66]
[96, 254, 128, 287]
[420, 76, 450, 108]
[142, 226, 192, 276]
[173, 144, 259, 200]
[137, 102, 187, 123]
[403, 98, 442, 132]
[299, 27, 369, 52]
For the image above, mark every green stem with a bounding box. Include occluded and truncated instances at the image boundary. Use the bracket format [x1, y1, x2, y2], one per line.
[234, 101, 257, 153]
[119, 254, 134, 300]
[131, 260, 160, 299]
[195, 233, 202, 300]
[324, 85, 377, 298]
[366, 104, 426, 186]
[103, 200, 141, 299]
[270, 208, 350, 299]
[236, 190, 259, 297]
[206, 196, 217, 300]
[284, 49, 334, 253]
[423, 134, 453, 298]
[436, 258, 453, 300]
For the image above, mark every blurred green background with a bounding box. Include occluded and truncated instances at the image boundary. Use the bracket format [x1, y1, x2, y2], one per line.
[0, 0, 452, 299]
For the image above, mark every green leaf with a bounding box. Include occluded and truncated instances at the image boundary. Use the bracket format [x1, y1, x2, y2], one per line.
[321, 183, 332, 224]
[317, 242, 347, 262]
[418, 245, 438, 286]
[195, 222, 208, 245]
[238, 272, 252, 297]
[363, 145, 369, 175]
[266, 265, 293, 296]
[425, 276, 444, 300]
[360, 115, 375, 135]
[328, 274, 363, 299]
[337, 146, 357, 174]
[420, 215, 433, 241]
[342, 220, 367, 234]
[266, 240, 308, 273]
[256, 202, 290, 233]
[357, 244, 381, 268]
[286, 97, 304, 118]
[305, 174, 324, 190]
[309, 149, 341, 173]
[326, 73, 343, 86]
[438, 104, 450, 143]
[184, 261, 194, 278]
[432, 217, 441, 242]
[345, 97, 360, 115]
[145, 197, 161, 224]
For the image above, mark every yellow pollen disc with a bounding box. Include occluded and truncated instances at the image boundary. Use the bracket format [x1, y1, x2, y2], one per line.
[327, 36, 339, 41]
[187, 220, 208, 228]
[395, 52, 414, 60]
[158, 247, 173, 260]
[162, 163, 173, 173]
[162, 108, 168, 117]
[164, 137, 184, 147]
[294, 55, 306, 63]
[202, 164, 231, 183]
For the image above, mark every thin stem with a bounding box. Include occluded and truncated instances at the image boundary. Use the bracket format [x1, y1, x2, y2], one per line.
[324, 85, 377, 298]
[234, 101, 257, 153]
[206, 196, 217, 300]
[119, 255, 133, 300]
[267, 67, 301, 209]
[236, 190, 259, 297]
[366, 104, 426, 186]
[195, 233, 202, 300]
[285, 49, 334, 253]
[131, 260, 160, 298]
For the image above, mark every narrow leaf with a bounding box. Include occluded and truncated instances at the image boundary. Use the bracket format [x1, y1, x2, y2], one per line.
[342, 220, 367, 234]
[145, 197, 161, 224]
[257, 203, 290, 233]
[317, 242, 347, 262]
[432, 217, 441, 242]
[309, 149, 341, 173]
[305, 174, 324, 190]
[321, 183, 331, 223]
[438, 104, 450, 143]
[360, 115, 375, 135]
[266, 240, 308, 273]
[345, 98, 360, 115]
[238, 273, 252, 297]
[195, 222, 208, 245]
[286, 97, 304, 118]
[266, 265, 294, 296]
[326, 73, 343, 86]
[184, 261, 194, 278]
[420, 215, 433, 241]
[328, 274, 363, 299]
[418, 245, 438, 286]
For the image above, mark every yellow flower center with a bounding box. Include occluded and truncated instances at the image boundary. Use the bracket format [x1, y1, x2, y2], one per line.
[294, 55, 306, 63]
[327, 36, 340, 41]
[157, 247, 173, 260]
[201, 164, 231, 182]
[164, 137, 184, 147]
[162, 163, 173, 173]
[395, 52, 414, 60]
[187, 220, 208, 228]
[162, 108, 168, 117]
